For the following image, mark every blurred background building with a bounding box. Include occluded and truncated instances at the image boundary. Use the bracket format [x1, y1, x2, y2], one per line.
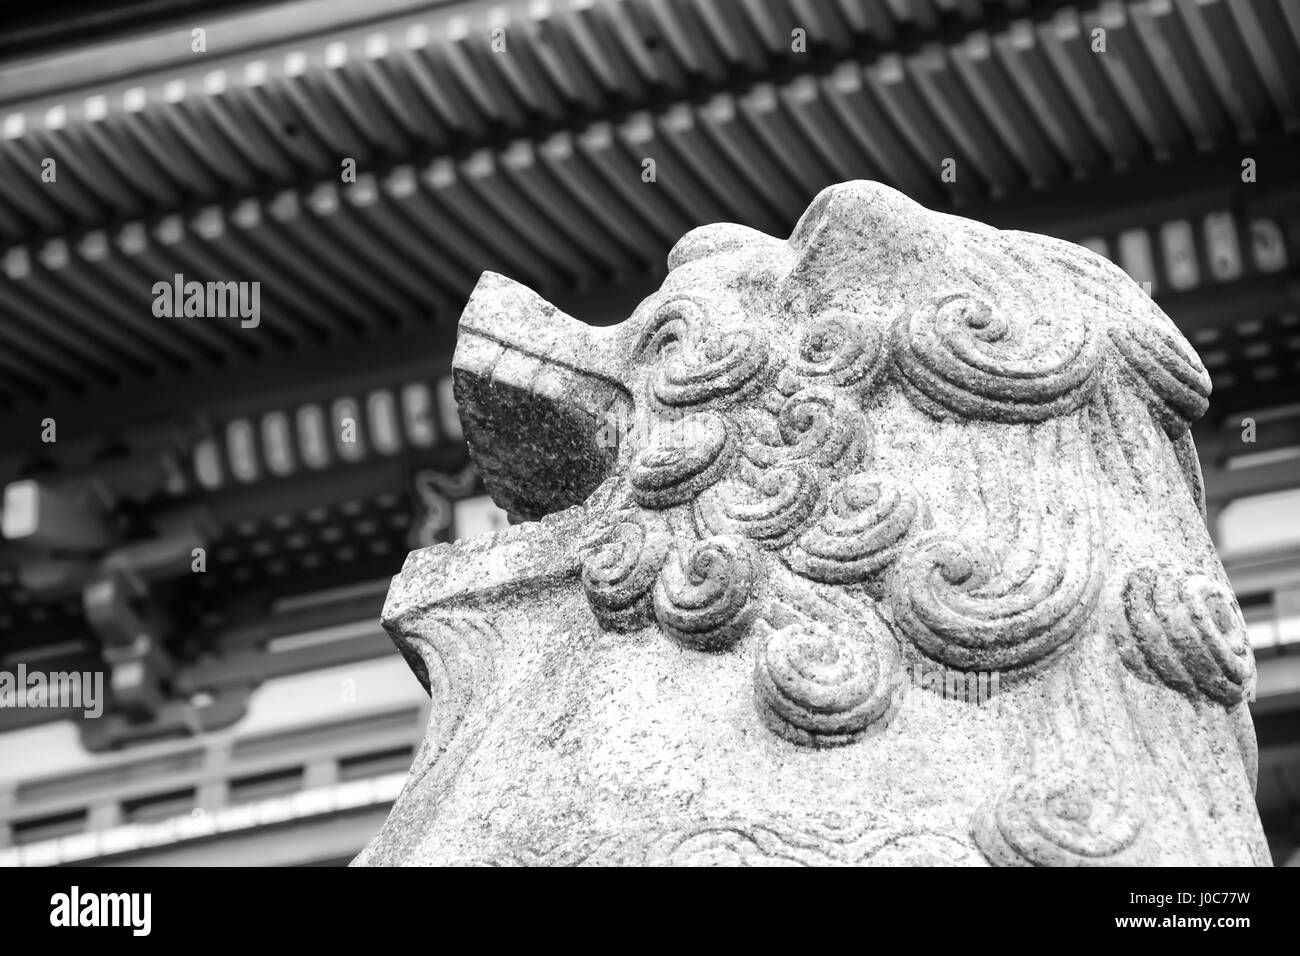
[0, 0, 1297, 866]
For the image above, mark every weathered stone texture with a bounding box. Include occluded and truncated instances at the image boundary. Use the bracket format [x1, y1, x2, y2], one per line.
[354, 181, 1267, 867]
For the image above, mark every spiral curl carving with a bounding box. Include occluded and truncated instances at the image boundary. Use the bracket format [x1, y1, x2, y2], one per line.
[891, 529, 1102, 676]
[653, 535, 767, 651]
[741, 386, 869, 478]
[1107, 305, 1210, 438]
[793, 313, 886, 392]
[783, 474, 923, 584]
[580, 511, 671, 630]
[754, 616, 900, 747]
[1112, 567, 1253, 707]
[629, 412, 733, 509]
[889, 425, 1105, 676]
[971, 650, 1147, 867]
[972, 757, 1143, 867]
[648, 299, 770, 409]
[695, 463, 821, 550]
[891, 291, 1101, 423]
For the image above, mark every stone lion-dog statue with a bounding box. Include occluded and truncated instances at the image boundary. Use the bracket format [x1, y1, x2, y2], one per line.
[354, 181, 1265, 867]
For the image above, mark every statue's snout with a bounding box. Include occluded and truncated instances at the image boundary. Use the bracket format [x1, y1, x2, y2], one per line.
[453, 272, 629, 521]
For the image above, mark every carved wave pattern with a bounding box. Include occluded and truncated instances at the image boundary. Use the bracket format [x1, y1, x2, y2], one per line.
[1112, 567, 1254, 707]
[580, 510, 670, 630]
[1027, 242, 1209, 438]
[472, 821, 982, 866]
[652, 534, 767, 651]
[644, 822, 981, 867]
[890, 419, 1105, 676]
[753, 614, 901, 747]
[1105, 296, 1211, 438]
[741, 385, 870, 476]
[972, 655, 1145, 866]
[695, 462, 821, 549]
[782, 474, 926, 585]
[628, 411, 734, 509]
[588, 300, 901, 662]
[585, 287, 1109, 746]
[890, 246, 1103, 423]
[973, 753, 1144, 867]
[792, 311, 887, 394]
[646, 298, 771, 410]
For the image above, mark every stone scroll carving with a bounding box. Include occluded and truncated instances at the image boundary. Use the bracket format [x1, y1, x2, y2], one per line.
[1112, 566, 1253, 706]
[357, 181, 1268, 867]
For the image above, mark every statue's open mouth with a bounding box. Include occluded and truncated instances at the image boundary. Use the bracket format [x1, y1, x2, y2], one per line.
[453, 272, 632, 522]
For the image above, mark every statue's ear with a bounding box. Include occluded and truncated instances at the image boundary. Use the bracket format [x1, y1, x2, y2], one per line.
[667, 222, 776, 271]
[784, 181, 944, 298]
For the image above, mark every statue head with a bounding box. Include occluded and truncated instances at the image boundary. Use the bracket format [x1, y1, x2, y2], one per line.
[359, 182, 1264, 866]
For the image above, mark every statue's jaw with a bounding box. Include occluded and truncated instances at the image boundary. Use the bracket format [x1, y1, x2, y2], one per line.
[452, 272, 631, 521]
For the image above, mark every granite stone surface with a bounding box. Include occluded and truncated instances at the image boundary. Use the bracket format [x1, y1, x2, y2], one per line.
[354, 181, 1268, 866]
